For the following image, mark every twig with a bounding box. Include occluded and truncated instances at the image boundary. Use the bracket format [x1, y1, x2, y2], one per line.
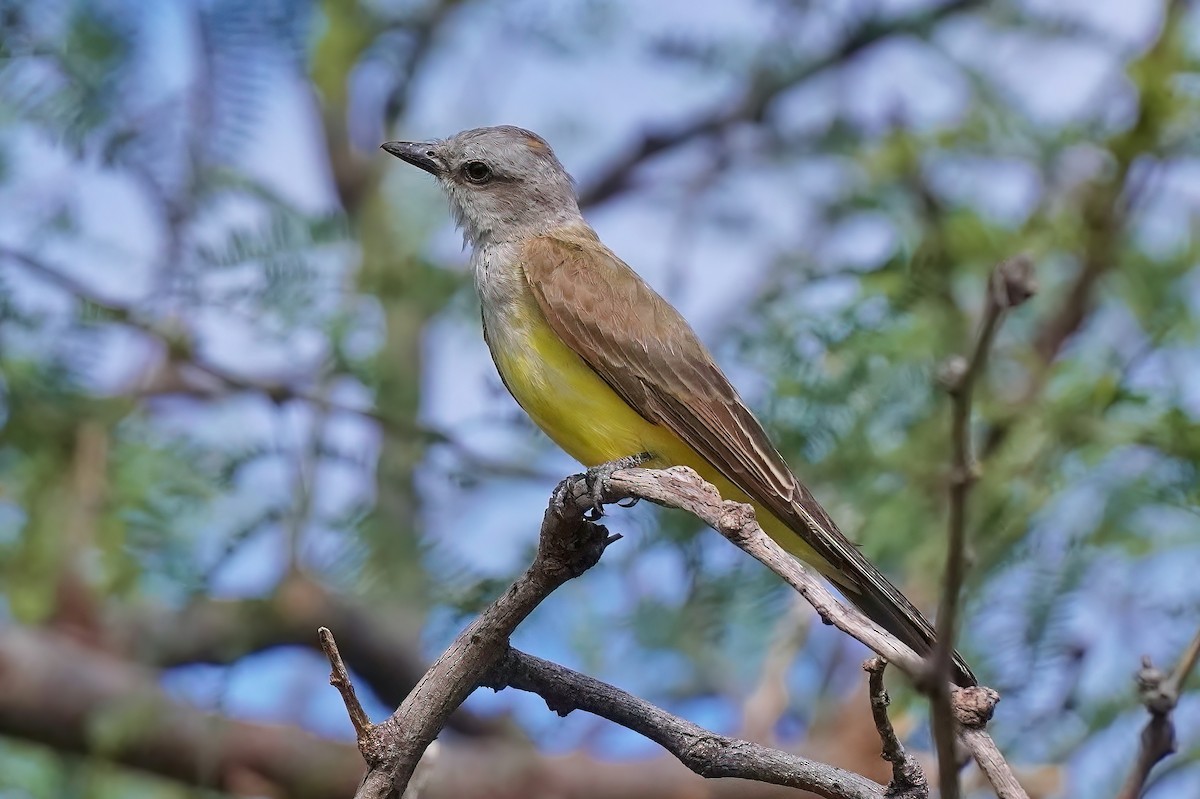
[863, 658, 926, 798]
[1116, 626, 1200, 799]
[333, 474, 617, 798]
[929, 255, 1037, 799]
[486, 647, 887, 799]
[330, 462, 1023, 799]
[1169, 629, 1200, 703]
[598, 466, 1026, 798]
[960, 727, 1030, 799]
[318, 627, 372, 739]
[601, 467, 928, 673]
[951, 687, 1019, 797]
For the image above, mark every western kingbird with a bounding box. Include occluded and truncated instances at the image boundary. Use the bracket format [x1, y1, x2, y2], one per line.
[383, 126, 975, 687]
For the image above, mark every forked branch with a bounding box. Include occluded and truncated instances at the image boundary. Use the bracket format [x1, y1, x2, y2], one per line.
[487, 648, 887, 799]
[1116, 627, 1200, 799]
[321, 474, 618, 798]
[321, 456, 1027, 798]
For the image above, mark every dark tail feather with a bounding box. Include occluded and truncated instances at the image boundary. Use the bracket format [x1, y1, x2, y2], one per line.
[845, 584, 977, 687]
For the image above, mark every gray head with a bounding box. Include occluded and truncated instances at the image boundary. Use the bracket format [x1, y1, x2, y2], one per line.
[382, 126, 582, 245]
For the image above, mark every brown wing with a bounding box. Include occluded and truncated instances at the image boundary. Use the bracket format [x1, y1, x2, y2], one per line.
[521, 226, 975, 686]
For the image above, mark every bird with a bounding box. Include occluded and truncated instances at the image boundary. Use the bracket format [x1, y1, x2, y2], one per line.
[382, 125, 975, 687]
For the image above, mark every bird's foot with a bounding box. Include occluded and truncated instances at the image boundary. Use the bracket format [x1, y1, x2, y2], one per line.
[551, 474, 579, 516]
[584, 452, 652, 521]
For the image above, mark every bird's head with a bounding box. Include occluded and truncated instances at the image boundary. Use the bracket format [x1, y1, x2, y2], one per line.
[382, 125, 581, 245]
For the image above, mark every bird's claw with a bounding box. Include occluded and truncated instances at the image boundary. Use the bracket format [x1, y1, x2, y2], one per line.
[584, 452, 652, 519]
[551, 475, 577, 515]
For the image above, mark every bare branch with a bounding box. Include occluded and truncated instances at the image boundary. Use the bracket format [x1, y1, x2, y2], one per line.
[863, 658, 926, 798]
[326, 465, 941, 799]
[950, 686, 1020, 797]
[340, 474, 618, 798]
[599, 467, 928, 673]
[12, 450, 1023, 799]
[487, 648, 888, 799]
[937, 255, 1039, 666]
[960, 727, 1032, 799]
[929, 255, 1037, 799]
[594, 466, 1025, 798]
[320, 626, 372, 739]
[10, 622, 867, 799]
[309, 444, 1024, 799]
[1169, 629, 1200, 700]
[1117, 627, 1200, 799]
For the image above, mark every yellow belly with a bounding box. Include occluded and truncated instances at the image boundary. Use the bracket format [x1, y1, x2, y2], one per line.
[487, 300, 828, 570]
[490, 301, 672, 465]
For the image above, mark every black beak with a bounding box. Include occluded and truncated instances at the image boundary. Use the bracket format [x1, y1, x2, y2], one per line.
[381, 141, 445, 176]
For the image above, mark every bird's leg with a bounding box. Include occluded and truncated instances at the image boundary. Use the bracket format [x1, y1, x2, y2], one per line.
[584, 452, 652, 520]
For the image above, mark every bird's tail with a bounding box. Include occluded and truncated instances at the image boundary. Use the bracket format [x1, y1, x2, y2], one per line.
[763, 487, 978, 687]
[839, 577, 977, 687]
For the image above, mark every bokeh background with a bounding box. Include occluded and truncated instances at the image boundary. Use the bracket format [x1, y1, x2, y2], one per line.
[2, 0, 1199, 797]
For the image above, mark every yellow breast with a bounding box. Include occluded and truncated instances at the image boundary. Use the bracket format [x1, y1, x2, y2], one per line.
[483, 290, 827, 568]
[488, 297, 678, 467]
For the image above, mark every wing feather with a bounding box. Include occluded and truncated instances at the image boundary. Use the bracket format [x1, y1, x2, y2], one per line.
[520, 226, 975, 686]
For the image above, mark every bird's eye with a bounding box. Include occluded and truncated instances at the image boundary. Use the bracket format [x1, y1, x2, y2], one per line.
[462, 161, 492, 184]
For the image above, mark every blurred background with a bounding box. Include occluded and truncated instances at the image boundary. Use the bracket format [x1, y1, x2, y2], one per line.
[1, 0, 1198, 797]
